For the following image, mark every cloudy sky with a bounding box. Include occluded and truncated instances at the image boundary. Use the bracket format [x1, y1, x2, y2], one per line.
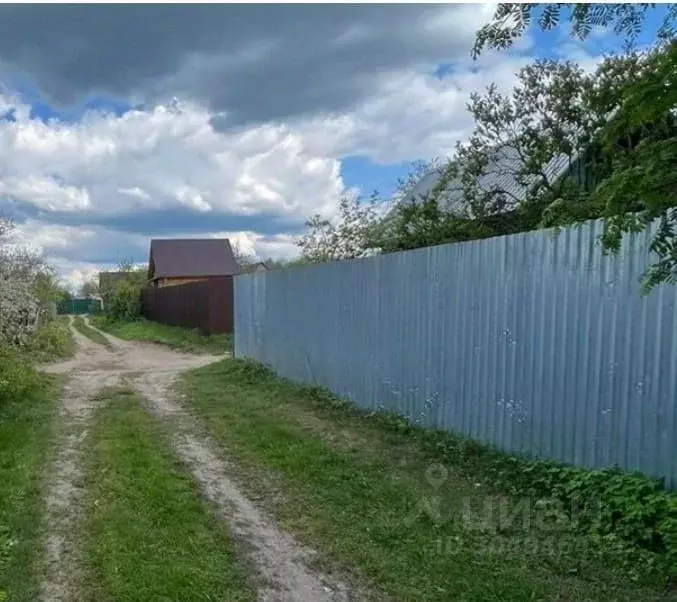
[0, 4, 653, 291]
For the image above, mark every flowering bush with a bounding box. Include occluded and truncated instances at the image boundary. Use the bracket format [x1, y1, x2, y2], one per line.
[0, 218, 44, 346]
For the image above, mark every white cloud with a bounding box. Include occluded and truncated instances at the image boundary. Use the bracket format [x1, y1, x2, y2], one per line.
[0, 20, 602, 292]
[216, 230, 299, 260]
[8, 218, 301, 290]
[0, 51, 533, 224]
[0, 95, 345, 221]
[293, 52, 533, 164]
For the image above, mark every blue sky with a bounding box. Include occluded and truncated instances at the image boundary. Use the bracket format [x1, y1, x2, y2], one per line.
[0, 4, 665, 291]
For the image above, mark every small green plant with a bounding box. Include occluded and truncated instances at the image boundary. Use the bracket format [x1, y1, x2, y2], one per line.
[0, 347, 39, 407]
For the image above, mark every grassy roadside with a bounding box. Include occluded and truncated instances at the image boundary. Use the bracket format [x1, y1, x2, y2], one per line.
[72, 316, 112, 347]
[0, 375, 61, 601]
[179, 359, 672, 601]
[91, 317, 231, 355]
[81, 387, 254, 601]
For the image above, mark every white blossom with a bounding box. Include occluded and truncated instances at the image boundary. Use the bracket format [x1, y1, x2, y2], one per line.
[0, 217, 44, 346]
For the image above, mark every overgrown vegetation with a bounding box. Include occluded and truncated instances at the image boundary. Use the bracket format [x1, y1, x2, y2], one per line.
[92, 316, 231, 355]
[0, 217, 73, 600]
[0, 316, 73, 408]
[98, 262, 147, 323]
[82, 387, 254, 601]
[299, 20, 677, 291]
[180, 359, 675, 601]
[71, 316, 111, 348]
[0, 374, 61, 601]
[0, 216, 73, 406]
[21, 317, 74, 364]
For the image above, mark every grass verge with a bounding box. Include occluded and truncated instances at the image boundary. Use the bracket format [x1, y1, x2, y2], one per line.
[82, 387, 254, 601]
[72, 316, 111, 347]
[0, 374, 60, 601]
[179, 359, 674, 602]
[91, 316, 231, 354]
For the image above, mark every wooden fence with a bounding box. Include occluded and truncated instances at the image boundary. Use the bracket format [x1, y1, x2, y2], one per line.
[142, 276, 234, 334]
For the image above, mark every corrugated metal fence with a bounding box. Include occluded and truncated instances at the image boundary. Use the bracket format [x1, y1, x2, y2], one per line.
[234, 220, 677, 487]
[58, 297, 102, 315]
[143, 276, 234, 334]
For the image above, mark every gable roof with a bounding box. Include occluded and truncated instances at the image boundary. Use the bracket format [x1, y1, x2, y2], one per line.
[405, 145, 577, 214]
[148, 238, 241, 279]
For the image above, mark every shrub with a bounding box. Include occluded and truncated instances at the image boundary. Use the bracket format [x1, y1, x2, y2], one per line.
[23, 319, 74, 362]
[0, 347, 39, 407]
[106, 279, 142, 322]
[412, 424, 677, 575]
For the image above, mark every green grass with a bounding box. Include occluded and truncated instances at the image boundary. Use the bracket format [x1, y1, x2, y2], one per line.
[71, 316, 112, 347]
[179, 359, 671, 602]
[82, 387, 254, 601]
[0, 374, 60, 601]
[91, 316, 231, 355]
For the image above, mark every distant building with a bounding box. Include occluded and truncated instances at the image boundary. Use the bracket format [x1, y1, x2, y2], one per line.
[147, 238, 242, 288]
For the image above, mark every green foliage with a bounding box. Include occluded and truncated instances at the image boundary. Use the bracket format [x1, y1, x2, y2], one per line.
[593, 42, 677, 292]
[473, 4, 676, 58]
[0, 347, 39, 407]
[22, 318, 75, 362]
[100, 261, 148, 322]
[104, 278, 143, 322]
[297, 192, 384, 263]
[415, 427, 677, 576]
[78, 280, 99, 298]
[471, 12, 677, 291]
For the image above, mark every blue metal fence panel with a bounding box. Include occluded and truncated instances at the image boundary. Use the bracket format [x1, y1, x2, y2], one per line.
[234, 220, 677, 487]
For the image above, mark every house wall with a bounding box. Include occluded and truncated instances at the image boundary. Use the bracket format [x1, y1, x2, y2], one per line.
[157, 276, 209, 288]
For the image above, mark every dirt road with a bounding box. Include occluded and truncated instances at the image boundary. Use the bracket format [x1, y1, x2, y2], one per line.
[39, 317, 350, 602]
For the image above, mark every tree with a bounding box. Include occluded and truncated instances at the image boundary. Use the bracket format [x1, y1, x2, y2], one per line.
[297, 193, 383, 263]
[591, 41, 677, 291]
[455, 60, 595, 222]
[473, 4, 676, 59]
[0, 217, 50, 345]
[78, 279, 99, 298]
[444, 41, 677, 290]
[231, 241, 257, 271]
[452, 52, 652, 223]
[100, 260, 148, 321]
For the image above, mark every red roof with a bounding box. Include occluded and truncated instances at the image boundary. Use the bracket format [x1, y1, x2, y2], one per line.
[149, 238, 241, 279]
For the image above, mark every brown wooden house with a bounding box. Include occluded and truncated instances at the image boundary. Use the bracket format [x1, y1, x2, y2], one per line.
[147, 238, 241, 287]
